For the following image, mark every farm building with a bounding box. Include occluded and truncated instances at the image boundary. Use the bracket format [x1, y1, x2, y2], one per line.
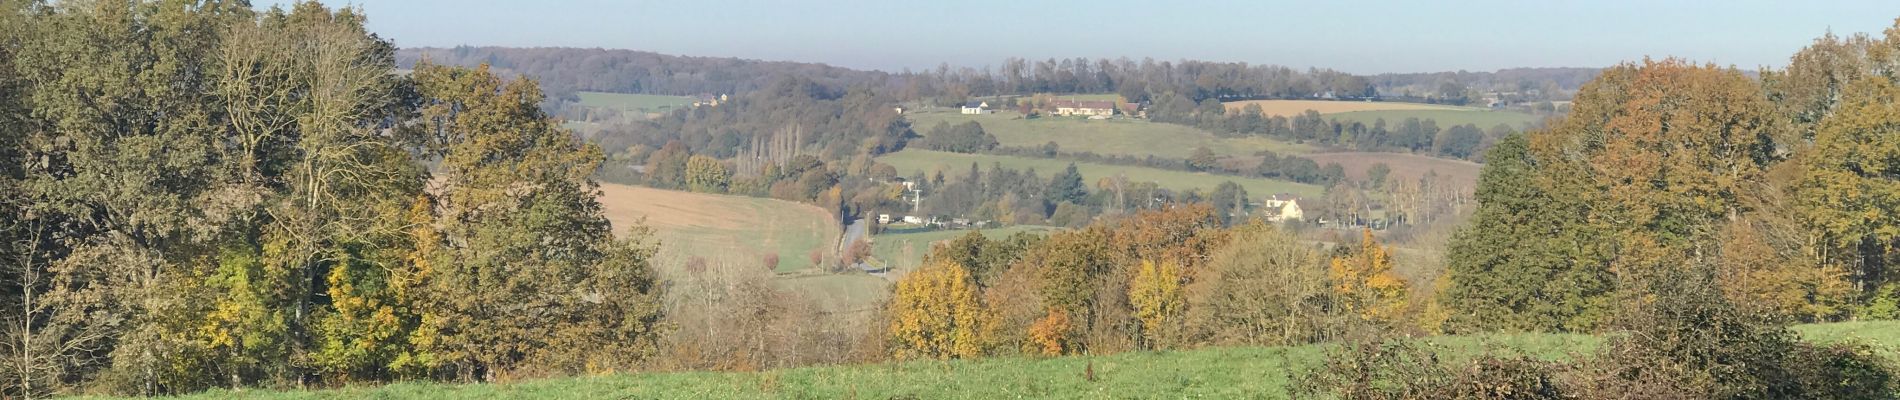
[1050, 99, 1117, 117]
[691, 93, 727, 107]
[1261, 193, 1304, 222]
[960, 101, 990, 115]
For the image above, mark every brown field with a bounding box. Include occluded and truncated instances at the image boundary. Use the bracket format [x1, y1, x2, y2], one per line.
[1303, 152, 1482, 188]
[597, 183, 841, 273]
[1223, 99, 1472, 116]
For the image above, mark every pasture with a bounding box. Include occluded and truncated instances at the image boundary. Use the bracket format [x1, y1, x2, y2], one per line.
[877, 149, 1326, 198]
[597, 183, 841, 274]
[1219, 99, 1543, 130]
[1223, 99, 1473, 116]
[906, 109, 1312, 158]
[142, 321, 1900, 399]
[1301, 152, 1483, 188]
[870, 225, 1060, 271]
[574, 91, 693, 115]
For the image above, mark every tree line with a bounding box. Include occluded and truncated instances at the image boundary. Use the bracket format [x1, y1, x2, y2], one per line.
[399, 46, 1598, 113]
[1146, 95, 1525, 161]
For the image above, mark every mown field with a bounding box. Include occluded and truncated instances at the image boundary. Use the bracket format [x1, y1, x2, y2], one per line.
[871, 225, 1060, 271]
[597, 183, 840, 274]
[906, 109, 1312, 158]
[878, 149, 1326, 198]
[574, 91, 693, 115]
[1223, 99, 1473, 116]
[129, 321, 1900, 399]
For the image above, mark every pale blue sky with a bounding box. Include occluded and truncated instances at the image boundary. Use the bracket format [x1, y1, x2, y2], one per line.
[260, 0, 1900, 74]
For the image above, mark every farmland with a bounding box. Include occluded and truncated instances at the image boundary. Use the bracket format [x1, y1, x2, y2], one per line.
[1223, 99, 1473, 116]
[878, 149, 1326, 197]
[1302, 152, 1483, 188]
[596, 183, 840, 274]
[870, 225, 1060, 271]
[136, 320, 1900, 400]
[906, 109, 1312, 158]
[1326, 109, 1545, 130]
[574, 91, 693, 115]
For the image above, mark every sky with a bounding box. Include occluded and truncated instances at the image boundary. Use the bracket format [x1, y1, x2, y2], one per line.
[258, 0, 1900, 74]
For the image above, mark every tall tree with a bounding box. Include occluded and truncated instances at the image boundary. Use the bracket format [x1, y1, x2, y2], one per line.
[407, 63, 664, 380]
[1799, 75, 1900, 312]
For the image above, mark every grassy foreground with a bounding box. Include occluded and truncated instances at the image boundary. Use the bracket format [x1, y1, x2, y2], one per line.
[109, 321, 1898, 399]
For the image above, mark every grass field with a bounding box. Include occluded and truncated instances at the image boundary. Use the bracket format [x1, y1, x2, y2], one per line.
[1326, 109, 1545, 130]
[878, 149, 1325, 197]
[597, 183, 840, 273]
[906, 109, 1311, 159]
[871, 225, 1060, 271]
[1224, 99, 1473, 116]
[574, 91, 693, 115]
[1301, 152, 1483, 188]
[140, 321, 1900, 399]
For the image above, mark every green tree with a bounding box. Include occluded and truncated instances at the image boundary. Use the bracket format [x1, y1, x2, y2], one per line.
[1209, 181, 1248, 226]
[408, 63, 664, 380]
[1187, 147, 1219, 172]
[1044, 163, 1087, 205]
[1441, 135, 1614, 333]
[1365, 163, 1391, 189]
[684, 155, 731, 193]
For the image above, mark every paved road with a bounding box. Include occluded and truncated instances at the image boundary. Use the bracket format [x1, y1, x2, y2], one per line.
[839, 218, 867, 253]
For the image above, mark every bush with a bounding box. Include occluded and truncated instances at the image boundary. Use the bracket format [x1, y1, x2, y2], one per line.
[1295, 339, 1567, 400]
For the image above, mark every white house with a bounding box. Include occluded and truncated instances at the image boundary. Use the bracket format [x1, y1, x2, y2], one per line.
[960, 101, 990, 115]
[1262, 194, 1304, 222]
[1050, 99, 1117, 117]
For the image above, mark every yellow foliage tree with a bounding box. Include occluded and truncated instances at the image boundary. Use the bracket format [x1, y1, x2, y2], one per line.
[1127, 259, 1183, 347]
[887, 260, 991, 360]
[1328, 229, 1409, 323]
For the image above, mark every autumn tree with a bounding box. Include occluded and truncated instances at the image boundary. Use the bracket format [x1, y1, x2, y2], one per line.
[1182, 223, 1334, 346]
[886, 260, 991, 360]
[1328, 230, 1409, 325]
[1445, 60, 1797, 332]
[1799, 74, 1900, 316]
[1127, 260, 1183, 348]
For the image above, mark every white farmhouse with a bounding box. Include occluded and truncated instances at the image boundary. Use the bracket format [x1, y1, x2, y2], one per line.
[1262, 194, 1304, 222]
[960, 101, 990, 115]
